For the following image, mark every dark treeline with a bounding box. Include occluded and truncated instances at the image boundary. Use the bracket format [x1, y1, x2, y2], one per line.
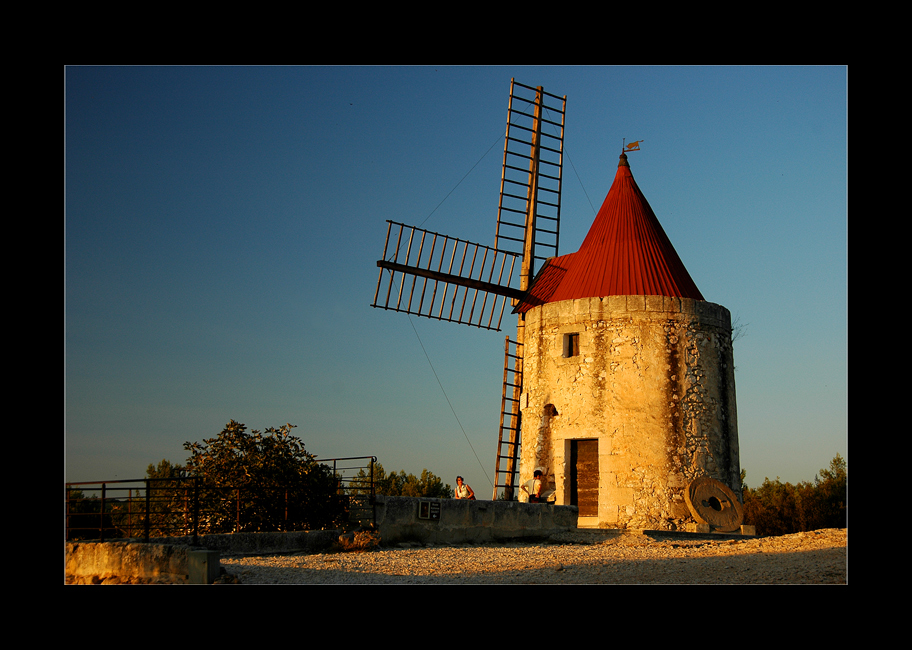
[66, 420, 455, 540]
[67, 420, 846, 540]
[741, 454, 846, 536]
[351, 462, 452, 499]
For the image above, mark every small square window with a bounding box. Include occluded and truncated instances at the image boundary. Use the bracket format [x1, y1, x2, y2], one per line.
[563, 333, 580, 358]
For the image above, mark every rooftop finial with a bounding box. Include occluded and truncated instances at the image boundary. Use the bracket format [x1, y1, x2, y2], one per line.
[619, 151, 629, 167]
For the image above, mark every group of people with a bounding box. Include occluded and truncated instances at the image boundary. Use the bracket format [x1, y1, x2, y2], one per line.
[453, 469, 547, 502]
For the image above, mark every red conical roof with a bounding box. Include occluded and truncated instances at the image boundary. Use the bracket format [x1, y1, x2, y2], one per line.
[516, 152, 703, 312]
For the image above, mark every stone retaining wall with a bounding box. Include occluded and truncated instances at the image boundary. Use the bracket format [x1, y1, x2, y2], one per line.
[65, 530, 338, 584]
[374, 496, 578, 545]
[65, 498, 578, 583]
[65, 540, 195, 584]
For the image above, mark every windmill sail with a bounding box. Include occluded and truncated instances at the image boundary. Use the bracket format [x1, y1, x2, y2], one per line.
[492, 337, 523, 498]
[495, 80, 566, 282]
[372, 221, 523, 331]
[370, 79, 566, 499]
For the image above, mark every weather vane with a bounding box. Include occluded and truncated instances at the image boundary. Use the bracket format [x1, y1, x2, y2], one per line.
[624, 139, 644, 152]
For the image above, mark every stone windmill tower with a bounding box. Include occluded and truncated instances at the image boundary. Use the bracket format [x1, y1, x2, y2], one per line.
[372, 81, 742, 532]
[513, 149, 742, 531]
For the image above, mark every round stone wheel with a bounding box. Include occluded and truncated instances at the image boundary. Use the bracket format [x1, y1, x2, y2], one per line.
[685, 477, 743, 532]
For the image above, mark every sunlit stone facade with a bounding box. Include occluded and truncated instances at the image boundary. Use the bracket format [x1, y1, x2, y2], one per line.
[518, 294, 740, 530]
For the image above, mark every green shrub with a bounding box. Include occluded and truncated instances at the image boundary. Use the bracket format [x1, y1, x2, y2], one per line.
[742, 454, 846, 536]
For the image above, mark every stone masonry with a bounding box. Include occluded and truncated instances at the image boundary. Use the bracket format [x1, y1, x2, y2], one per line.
[519, 294, 740, 531]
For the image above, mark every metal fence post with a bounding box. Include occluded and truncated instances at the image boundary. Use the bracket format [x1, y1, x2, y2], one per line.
[100, 483, 107, 542]
[192, 477, 200, 546]
[65, 487, 71, 541]
[144, 479, 151, 542]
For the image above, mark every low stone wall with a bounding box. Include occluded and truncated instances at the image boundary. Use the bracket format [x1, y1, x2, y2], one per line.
[65, 541, 197, 584]
[65, 499, 578, 583]
[374, 496, 578, 546]
[65, 530, 339, 584]
[154, 529, 339, 555]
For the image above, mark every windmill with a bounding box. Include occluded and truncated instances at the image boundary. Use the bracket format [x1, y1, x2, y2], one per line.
[371, 79, 567, 500]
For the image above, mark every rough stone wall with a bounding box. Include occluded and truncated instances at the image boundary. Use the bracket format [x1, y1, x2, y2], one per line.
[519, 295, 739, 531]
[64, 531, 339, 584]
[374, 496, 578, 546]
[65, 541, 192, 584]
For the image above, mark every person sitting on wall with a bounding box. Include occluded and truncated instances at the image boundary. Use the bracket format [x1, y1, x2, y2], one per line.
[455, 476, 475, 500]
[522, 469, 546, 503]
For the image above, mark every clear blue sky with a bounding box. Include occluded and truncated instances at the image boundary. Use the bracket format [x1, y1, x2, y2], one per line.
[65, 65, 847, 494]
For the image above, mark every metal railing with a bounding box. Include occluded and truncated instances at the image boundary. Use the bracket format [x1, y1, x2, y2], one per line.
[319, 456, 378, 528]
[65, 456, 378, 543]
[319, 456, 377, 498]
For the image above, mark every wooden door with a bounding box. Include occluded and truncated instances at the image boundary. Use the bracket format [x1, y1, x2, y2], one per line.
[570, 439, 599, 517]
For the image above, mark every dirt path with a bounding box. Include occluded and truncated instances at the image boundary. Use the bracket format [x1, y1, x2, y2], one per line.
[220, 528, 847, 584]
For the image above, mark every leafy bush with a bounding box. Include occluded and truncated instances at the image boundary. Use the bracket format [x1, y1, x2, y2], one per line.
[180, 420, 346, 533]
[742, 454, 846, 536]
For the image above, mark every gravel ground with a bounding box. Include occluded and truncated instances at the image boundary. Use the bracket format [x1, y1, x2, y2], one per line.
[220, 528, 847, 585]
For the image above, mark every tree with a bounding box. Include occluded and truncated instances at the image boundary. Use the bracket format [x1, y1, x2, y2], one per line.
[110, 459, 189, 538]
[742, 454, 847, 536]
[352, 462, 452, 498]
[181, 420, 345, 533]
[65, 488, 119, 541]
[742, 475, 802, 537]
[146, 458, 185, 480]
[810, 453, 847, 529]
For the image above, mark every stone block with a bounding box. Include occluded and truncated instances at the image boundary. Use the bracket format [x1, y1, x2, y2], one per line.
[189, 550, 220, 584]
[627, 295, 646, 311]
[65, 541, 192, 584]
[571, 298, 585, 318]
[607, 295, 627, 313]
[645, 295, 664, 312]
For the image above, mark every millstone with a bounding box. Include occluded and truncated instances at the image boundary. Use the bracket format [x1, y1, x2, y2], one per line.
[685, 477, 743, 532]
